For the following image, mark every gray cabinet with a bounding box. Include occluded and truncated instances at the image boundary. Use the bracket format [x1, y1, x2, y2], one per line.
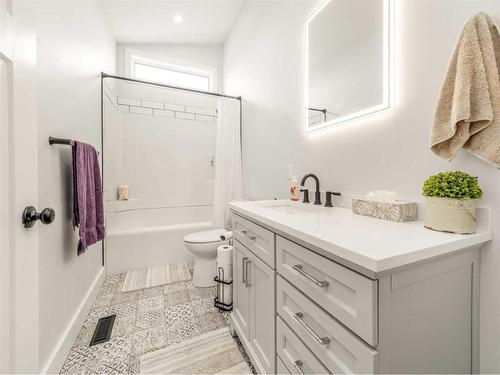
[277, 356, 291, 374]
[277, 276, 378, 374]
[230, 212, 481, 374]
[248, 247, 275, 374]
[234, 213, 275, 267]
[232, 240, 251, 340]
[232, 236, 276, 374]
[277, 236, 378, 346]
[277, 317, 329, 374]
[377, 250, 477, 373]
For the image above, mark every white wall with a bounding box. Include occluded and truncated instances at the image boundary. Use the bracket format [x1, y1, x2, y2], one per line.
[116, 43, 223, 90]
[35, 1, 115, 369]
[223, 0, 500, 371]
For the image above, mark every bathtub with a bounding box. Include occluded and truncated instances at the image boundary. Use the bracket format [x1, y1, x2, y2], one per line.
[105, 205, 213, 274]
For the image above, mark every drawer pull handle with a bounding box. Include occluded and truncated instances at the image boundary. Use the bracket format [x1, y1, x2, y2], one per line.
[294, 312, 331, 346]
[242, 257, 248, 283]
[245, 259, 251, 287]
[292, 264, 329, 288]
[293, 360, 304, 375]
[241, 230, 257, 241]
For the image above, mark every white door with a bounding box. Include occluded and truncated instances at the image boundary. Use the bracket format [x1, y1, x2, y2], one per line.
[0, 1, 39, 372]
[233, 240, 251, 341]
[0, 34, 11, 375]
[249, 254, 275, 374]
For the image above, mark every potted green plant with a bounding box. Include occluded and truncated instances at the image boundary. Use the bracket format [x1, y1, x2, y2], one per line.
[422, 171, 482, 234]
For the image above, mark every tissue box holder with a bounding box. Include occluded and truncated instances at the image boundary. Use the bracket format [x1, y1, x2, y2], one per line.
[352, 199, 417, 222]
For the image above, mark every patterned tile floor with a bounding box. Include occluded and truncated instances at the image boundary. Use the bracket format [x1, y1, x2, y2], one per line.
[60, 266, 255, 374]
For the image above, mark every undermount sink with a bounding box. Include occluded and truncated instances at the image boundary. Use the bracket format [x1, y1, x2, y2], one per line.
[256, 201, 319, 215]
[265, 205, 309, 215]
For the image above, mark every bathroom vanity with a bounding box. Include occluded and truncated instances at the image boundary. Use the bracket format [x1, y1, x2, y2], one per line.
[228, 200, 492, 374]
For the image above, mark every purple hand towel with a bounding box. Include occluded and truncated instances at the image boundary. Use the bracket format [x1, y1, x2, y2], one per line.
[72, 141, 104, 255]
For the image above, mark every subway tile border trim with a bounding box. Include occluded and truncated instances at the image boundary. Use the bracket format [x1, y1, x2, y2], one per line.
[117, 96, 217, 123]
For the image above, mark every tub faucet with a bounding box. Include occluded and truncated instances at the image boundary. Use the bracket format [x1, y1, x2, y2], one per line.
[300, 174, 322, 205]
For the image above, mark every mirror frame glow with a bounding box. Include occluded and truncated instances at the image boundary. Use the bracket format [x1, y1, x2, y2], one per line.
[305, 0, 394, 134]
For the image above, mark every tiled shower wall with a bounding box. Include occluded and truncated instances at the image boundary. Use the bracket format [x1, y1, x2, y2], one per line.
[102, 80, 218, 213]
[103, 79, 218, 123]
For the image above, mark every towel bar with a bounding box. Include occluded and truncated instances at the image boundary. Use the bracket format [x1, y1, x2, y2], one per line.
[49, 136, 99, 155]
[48, 136, 75, 146]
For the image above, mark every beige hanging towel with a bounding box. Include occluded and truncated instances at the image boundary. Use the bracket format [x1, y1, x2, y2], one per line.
[431, 12, 500, 166]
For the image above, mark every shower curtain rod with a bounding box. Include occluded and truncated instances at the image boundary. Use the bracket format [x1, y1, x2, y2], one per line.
[101, 73, 242, 101]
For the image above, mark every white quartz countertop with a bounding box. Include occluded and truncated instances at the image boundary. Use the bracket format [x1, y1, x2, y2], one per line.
[229, 200, 493, 273]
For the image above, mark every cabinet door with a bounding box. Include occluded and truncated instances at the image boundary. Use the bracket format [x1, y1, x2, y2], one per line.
[233, 240, 251, 341]
[249, 252, 276, 374]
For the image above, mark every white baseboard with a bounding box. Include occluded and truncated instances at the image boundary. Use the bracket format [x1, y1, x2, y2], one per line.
[41, 267, 105, 374]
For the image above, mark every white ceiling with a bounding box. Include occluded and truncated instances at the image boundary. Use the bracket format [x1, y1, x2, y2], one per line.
[100, 0, 246, 44]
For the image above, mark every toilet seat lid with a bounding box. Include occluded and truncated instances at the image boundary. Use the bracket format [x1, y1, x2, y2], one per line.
[184, 229, 227, 244]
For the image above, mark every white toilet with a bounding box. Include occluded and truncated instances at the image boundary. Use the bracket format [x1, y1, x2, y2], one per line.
[184, 228, 228, 287]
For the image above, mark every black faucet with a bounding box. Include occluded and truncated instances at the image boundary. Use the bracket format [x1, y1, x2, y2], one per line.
[300, 189, 310, 203]
[300, 174, 322, 205]
[324, 191, 341, 207]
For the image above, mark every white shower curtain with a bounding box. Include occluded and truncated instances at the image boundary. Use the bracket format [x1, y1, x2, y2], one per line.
[212, 98, 242, 229]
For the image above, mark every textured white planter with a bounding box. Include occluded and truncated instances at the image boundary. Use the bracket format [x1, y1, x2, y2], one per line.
[424, 197, 477, 234]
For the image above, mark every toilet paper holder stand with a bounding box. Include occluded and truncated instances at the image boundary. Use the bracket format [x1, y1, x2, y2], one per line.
[214, 238, 234, 311]
[214, 266, 233, 312]
[214, 238, 233, 311]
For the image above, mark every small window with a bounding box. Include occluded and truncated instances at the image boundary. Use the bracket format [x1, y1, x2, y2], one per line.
[126, 48, 217, 92]
[134, 63, 211, 91]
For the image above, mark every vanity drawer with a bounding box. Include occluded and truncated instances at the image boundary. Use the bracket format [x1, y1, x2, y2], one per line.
[233, 214, 275, 268]
[276, 236, 378, 345]
[277, 276, 378, 373]
[277, 316, 330, 374]
[277, 356, 291, 374]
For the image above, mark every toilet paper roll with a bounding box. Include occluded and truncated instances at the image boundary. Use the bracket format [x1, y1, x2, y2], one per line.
[217, 245, 233, 265]
[217, 263, 233, 281]
[217, 262, 233, 280]
[220, 284, 233, 305]
[217, 259, 233, 267]
[216, 254, 233, 306]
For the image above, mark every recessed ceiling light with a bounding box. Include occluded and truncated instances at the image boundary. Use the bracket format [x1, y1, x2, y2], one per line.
[173, 15, 184, 23]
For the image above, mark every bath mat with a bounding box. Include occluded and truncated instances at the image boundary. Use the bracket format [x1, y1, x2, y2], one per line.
[139, 327, 252, 374]
[122, 261, 191, 292]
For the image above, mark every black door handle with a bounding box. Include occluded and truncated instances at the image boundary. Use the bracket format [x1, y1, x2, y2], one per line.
[22, 206, 56, 228]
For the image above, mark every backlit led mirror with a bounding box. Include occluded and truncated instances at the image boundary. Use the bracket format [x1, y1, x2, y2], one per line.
[306, 0, 392, 132]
